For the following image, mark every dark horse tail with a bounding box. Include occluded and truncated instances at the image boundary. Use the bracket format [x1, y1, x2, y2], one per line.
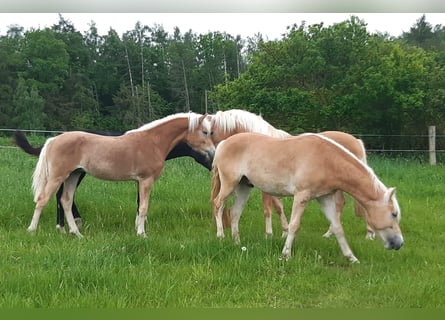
[12, 131, 42, 156]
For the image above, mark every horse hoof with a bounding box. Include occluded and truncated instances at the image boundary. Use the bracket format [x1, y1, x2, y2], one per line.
[69, 230, 83, 238]
[322, 231, 333, 238]
[74, 218, 83, 229]
[56, 225, 66, 234]
[27, 226, 36, 233]
[137, 232, 147, 238]
[349, 257, 360, 264]
[366, 233, 375, 240]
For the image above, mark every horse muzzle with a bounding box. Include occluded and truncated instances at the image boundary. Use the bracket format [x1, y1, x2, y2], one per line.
[384, 235, 404, 250]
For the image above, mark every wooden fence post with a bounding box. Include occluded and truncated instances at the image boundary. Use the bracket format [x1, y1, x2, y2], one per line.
[429, 125, 436, 165]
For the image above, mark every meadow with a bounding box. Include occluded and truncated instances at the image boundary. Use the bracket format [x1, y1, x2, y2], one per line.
[0, 135, 444, 308]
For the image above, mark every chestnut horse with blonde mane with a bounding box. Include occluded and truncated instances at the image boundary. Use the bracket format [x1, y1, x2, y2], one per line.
[208, 109, 373, 239]
[27, 112, 215, 237]
[211, 132, 403, 263]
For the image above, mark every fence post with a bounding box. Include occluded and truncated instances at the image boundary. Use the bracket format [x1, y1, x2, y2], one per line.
[429, 125, 436, 165]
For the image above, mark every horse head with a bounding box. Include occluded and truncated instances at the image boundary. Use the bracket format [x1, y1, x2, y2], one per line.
[365, 187, 404, 250]
[185, 113, 215, 163]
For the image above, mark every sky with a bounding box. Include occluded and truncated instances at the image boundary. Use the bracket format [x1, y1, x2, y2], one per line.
[0, 13, 444, 40]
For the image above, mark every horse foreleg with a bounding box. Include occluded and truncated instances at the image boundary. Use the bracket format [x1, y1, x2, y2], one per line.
[56, 185, 66, 233]
[318, 193, 358, 263]
[322, 190, 345, 238]
[281, 191, 311, 260]
[230, 184, 252, 244]
[353, 200, 375, 240]
[135, 178, 154, 237]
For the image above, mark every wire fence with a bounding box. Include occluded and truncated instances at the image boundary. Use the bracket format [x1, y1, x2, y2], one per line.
[2, 127, 445, 163]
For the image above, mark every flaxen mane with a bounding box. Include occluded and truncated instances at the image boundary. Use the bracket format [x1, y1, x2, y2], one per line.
[212, 109, 289, 138]
[126, 112, 209, 134]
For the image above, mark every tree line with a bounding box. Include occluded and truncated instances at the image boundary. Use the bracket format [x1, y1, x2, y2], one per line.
[1, 14, 444, 150]
[0, 14, 247, 131]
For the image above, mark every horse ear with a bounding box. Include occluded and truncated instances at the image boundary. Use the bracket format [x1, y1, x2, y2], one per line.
[388, 187, 396, 199]
[198, 114, 208, 123]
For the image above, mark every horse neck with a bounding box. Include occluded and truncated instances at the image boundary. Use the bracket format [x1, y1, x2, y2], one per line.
[334, 155, 386, 206]
[138, 118, 190, 157]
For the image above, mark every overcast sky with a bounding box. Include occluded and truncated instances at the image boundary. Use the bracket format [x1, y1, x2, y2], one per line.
[0, 13, 444, 40]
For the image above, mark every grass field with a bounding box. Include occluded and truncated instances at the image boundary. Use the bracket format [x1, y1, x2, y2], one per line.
[0, 135, 444, 308]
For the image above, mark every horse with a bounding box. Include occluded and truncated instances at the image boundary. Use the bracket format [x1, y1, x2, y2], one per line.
[26, 112, 215, 237]
[207, 109, 373, 239]
[13, 130, 212, 232]
[210, 132, 403, 263]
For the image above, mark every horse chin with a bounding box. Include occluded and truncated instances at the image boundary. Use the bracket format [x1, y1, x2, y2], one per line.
[201, 148, 215, 162]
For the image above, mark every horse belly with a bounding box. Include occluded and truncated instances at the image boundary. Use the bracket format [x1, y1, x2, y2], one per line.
[246, 173, 295, 197]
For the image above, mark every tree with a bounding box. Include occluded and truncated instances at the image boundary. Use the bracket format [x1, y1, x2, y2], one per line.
[13, 78, 46, 129]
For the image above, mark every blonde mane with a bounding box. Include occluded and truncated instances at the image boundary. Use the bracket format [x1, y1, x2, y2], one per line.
[308, 133, 386, 193]
[126, 112, 208, 134]
[211, 109, 290, 138]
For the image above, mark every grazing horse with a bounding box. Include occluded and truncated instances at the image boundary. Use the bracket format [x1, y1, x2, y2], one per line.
[211, 132, 403, 263]
[13, 130, 212, 231]
[27, 112, 215, 237]
[207, 109, 372, 238]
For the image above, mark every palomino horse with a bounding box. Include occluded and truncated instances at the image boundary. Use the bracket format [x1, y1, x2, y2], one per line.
[27, 112, 215, 237]
[211, 132, 403, 263]
[13, 130, 212, 232]
[208, 109, 373, 238]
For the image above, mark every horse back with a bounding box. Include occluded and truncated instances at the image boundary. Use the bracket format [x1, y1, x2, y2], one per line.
[320, 131, 366, 161]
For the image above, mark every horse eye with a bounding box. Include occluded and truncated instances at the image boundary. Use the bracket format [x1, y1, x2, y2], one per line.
[391, 212, 398, 218]
[203, 130, 208, 135]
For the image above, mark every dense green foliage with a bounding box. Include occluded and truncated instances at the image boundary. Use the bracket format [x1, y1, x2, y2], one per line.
[0, 15, 245, 131]
[1, 14, 444, 150]
[0, 138, 444, 307]
[212, 15, 445, 150]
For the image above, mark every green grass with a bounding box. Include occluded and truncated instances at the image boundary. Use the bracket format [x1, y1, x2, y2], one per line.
[0, 138, 444, 308]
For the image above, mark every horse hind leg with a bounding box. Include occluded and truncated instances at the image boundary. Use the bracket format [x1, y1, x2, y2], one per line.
[262, 193, 274, 237]
[272, 196, 289, 238]
[28, 179, 62, 233]
[230, 183, 252, 244]
[56, 171, 86, 233]
[60, 171, 84, 238]
[317, 193, 359, 263]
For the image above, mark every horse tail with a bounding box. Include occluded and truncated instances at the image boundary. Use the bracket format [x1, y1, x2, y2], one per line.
[210, 164, 231, 228]
[32, 138, 54, 202]
[12, 131, 42, 156]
